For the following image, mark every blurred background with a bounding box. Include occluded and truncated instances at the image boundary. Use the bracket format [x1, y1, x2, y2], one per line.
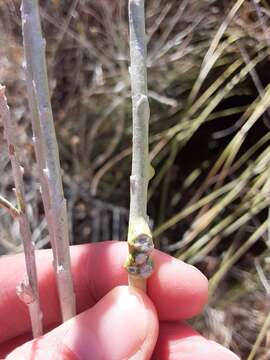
[1, 0, 270, 358]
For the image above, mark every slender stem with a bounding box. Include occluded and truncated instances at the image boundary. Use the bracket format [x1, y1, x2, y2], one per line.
[0, 195, 19, 218]
[21, 0, 76, 321]
[0, 85, 43, 338]
[126, 0, 154, 291]
[247, 309, 270, 360]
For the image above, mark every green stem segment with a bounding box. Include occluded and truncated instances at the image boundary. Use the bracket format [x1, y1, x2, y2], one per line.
[126, 0, 154, 291]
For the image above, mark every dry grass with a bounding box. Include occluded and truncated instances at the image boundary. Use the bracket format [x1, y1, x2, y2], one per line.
[1, 0, 270, 358]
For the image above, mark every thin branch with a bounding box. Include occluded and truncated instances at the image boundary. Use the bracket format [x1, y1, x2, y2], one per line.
[125, 0, 154, 292]
[0, 85, 43, 338]
[21, 0, 76, 321]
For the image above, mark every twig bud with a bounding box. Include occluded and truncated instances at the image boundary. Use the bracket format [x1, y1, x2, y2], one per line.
[134, 252, 148, 265]
[133, 234, 154, 255]
[139, 260, 154, 278]
[16, 279, 35, 305]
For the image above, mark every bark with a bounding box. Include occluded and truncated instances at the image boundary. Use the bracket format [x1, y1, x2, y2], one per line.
[0, 85, 43, 337]
[126, 0, 154, 291]
[21, 0, 76, 321]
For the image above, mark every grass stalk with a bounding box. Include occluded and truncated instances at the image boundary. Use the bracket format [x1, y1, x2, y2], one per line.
[188, 0, 246, 104]
[247, 310, 270, 360]
[209, 221, 267, 297]
[0, 195, 20, 218]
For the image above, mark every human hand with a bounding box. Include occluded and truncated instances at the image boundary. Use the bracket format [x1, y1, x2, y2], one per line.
[0, 241, 239, 359]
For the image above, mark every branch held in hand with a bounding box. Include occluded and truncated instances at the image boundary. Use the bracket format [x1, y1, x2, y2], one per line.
[125, 0, 155, 292]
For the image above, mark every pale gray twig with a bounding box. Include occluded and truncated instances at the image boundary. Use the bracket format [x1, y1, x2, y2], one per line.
[125, 0, 154, 292]
[21, 0, 76, 321]
[0, 85, 43, 338]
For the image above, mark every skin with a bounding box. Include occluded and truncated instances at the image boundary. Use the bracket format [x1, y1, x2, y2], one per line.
[0, 241, 240, 359]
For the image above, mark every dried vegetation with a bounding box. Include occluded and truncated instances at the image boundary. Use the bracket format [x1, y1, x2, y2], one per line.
[1, 0, 270, 358]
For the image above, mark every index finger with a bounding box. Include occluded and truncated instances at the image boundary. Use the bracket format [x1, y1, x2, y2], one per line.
[0, 241, 208, 343]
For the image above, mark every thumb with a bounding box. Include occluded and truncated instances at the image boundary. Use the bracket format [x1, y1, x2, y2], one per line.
[7, 286, 159, 360]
